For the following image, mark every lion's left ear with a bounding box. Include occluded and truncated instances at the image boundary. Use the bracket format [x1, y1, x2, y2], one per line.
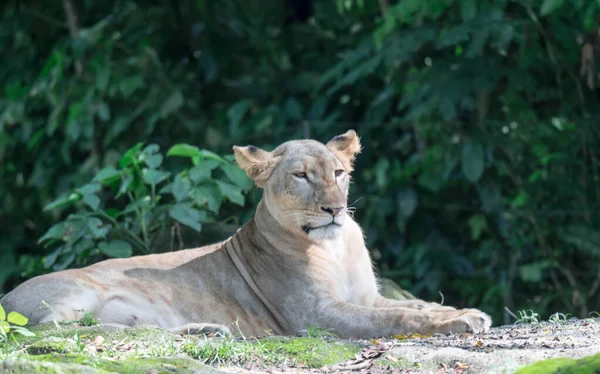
[326, 130, 362, 171]
[233, 145, 279, 188]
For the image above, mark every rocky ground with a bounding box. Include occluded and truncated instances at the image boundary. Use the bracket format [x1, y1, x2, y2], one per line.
[1, 317, 599, 373]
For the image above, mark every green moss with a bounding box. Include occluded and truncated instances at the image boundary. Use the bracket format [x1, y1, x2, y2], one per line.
[0, 358, 106, 374]
[29, 354, 219, 374]
[259, 337, 358, 367]
[6, 323, 358, 372]
[27, 337, 79, 355]
[516, 354, 600, 374]
[185, 336, 359, 368]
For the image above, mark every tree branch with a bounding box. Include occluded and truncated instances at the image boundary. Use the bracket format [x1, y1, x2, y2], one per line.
[62, 0, 83, 74]
[378, 0, 390, 17]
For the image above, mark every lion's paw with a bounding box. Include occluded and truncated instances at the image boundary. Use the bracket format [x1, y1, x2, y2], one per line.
[431, 310, 492, 335]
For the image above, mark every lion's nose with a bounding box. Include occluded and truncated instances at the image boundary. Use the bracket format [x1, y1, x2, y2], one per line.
[321, 207, 344, 216]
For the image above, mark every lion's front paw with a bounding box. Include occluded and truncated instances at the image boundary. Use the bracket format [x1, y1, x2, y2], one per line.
[430, 310, 492, 335]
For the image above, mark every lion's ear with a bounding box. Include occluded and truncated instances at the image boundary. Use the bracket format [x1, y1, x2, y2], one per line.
[326, 130, 362, 171]
[233, 145, 278, 187]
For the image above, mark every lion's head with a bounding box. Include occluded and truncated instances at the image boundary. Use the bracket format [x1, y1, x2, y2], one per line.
[233, 130, 361, 240]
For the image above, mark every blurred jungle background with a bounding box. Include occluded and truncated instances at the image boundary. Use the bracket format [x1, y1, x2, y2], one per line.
[1, 0, 600, 326]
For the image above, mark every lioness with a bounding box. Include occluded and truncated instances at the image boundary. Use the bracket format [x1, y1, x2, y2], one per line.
[1, 131, 491, 338]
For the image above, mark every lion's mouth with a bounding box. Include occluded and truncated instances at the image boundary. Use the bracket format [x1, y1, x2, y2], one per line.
[301, 221, 341, 234]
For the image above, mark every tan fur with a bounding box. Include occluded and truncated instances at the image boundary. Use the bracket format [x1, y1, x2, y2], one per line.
[0, 130, 491, 338]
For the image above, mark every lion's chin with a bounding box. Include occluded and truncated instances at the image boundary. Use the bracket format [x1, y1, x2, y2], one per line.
[307, 223, 343, 240]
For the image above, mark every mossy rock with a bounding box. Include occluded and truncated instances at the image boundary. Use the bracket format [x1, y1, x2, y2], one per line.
[27, 337, 79, 355]
[516, 353, 600, 374]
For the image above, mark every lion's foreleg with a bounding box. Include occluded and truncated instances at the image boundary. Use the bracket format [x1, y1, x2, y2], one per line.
[315, 301, 491, 339]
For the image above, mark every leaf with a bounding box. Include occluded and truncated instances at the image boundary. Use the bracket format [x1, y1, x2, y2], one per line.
[97, 102, 110, 122]
[511, 191, 528, 208]
[10, 326, 35, 337]
[52, 253, 76, 271]
[44, 193, 81, 211]
[75, 184, 102, 211]
[38, 222, 67, 243]
[418, 172, 446, 193]
[189, 161, 219, 183]
[160, 91, 184, 118]
[397, 187, 418, 218]
[461, 141, 485, 183]
[216, 181, 245, 206]
[119, 75, 144, 97]
[467, 214, 487, 240]
[227, 100, 252, 131]
[119, 143, 143, 168]
[43, 247, 63, 268]
[117, 174, 134, 197]
[1, 321, 9, 334]
[172, 174, 192, 202]
[94, 57, 110, 91]
[194, 184, 222, 213]
[142, 169, 169, 185]
[193, 183, 223, 213]
[120, 196, 152, 216]
[144, 154, 163, 169]
[93, 166, 120, 184]
[197, 150, 227, 163]
[221, 163, 253, 191]
[87, 218, 110, 239]
[98, 240, 133, 258]
[460, 0, 476, 20]
[142, 144, 160, 155]
[169, 204, 206, 232]
[0, 303, 5, 321]
[7, 311, 28, 326]
[541, 0, 565, 15]
[167, 144, 201, 158]
[76, 183, 101, 196]
[520, 263, 544, 283]
[82, 194, 101, 211]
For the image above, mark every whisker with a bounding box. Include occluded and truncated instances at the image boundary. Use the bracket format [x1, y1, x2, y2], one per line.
[348, 196, 365, 208]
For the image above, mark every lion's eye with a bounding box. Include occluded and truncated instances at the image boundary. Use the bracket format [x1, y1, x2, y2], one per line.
[334, 169, 344, 177]
[293, 171, 308, 179]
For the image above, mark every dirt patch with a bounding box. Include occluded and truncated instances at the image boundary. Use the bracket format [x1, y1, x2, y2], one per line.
[329, 317, 600, 373]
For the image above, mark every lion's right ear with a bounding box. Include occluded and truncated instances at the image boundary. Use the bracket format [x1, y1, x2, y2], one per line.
[233, 145, 278, 187]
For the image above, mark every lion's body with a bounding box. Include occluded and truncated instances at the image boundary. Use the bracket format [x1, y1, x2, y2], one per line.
[0, 132, 492, 338]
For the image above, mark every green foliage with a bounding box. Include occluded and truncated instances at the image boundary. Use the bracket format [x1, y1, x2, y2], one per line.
[37, 142, 251, 270]
[1, 0, 600, 325]
[548, 312, 571, 325]
[516, 310, 541, 325]
[77, 311, 99, 327]
[0, 303, 35, 344]
[301, 325, 338, 339]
